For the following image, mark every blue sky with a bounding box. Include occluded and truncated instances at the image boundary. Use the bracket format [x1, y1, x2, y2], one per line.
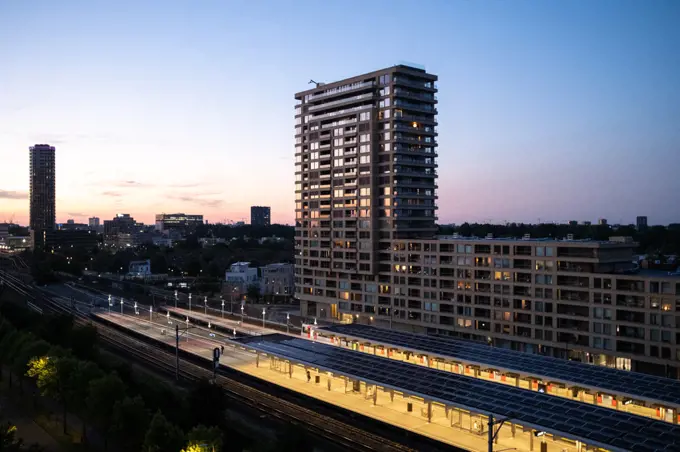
[1, 0, 678, 225]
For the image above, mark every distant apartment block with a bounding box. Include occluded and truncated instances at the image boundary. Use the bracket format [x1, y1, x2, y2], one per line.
[89, 217, 100, 230]
[128, 259, 152, 276]
[29, 144, 56, 249]
[260, 263, 294, 296]
[250, 206, 271, 226]
[637, 216, 648, 230]
[155, 213, 203, 234]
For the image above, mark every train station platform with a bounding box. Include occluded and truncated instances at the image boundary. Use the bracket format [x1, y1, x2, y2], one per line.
[96, 311, 680, 452]
[234, 334, 680, 452]
[161, 306, 285, 336]
[316, 324, 679, 424]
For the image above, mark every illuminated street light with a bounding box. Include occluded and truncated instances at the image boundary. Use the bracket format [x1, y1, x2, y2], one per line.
[174, 290, 178, 308]
[108, 294, 112, 313]
[314, 317, 317, 326]
[221, 298, 225, 318]
[189, 293, 192, 312]
[262, 308, 266, 328]
[286, 313, 290, 334]
[149, 306, 153, 322]
[240, 305, 244, 324]
[166, 311, 171, 324]
[204, 296, 208, 315]
[120, 298, 124, 314]
[134, 301, 138, 315]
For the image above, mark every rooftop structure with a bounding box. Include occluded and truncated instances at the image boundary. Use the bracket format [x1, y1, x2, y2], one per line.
[237, 334, 680, 452]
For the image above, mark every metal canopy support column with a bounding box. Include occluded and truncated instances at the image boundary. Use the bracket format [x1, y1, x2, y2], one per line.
[427, 401, 432, 423]
[487, 415, 508, 452]
[373, 386, 377, 405]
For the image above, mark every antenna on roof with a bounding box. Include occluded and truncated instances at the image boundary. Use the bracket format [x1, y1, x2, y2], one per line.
[309, 79, 322, 88]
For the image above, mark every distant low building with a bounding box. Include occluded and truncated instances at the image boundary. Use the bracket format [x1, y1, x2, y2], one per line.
[598, 218, 608, 226]
[225, 262, 259, 291]
[258, 236, 286, 244]
[129, 259, 151, 276]
[45, 229, 98, 250]
[152, 236, 174, 247]
[155, 213, 203, 234]
[260, 263, 294, 297]
[58, 219, 89, 231]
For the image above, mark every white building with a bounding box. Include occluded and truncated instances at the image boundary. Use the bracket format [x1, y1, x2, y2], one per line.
[225, 262, 259, 290]
[128, 259, 151, 276]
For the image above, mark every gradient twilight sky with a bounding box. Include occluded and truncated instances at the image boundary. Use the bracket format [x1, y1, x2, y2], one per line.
[1, 1, 679, 226]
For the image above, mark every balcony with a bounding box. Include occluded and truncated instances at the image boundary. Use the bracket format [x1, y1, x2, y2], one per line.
[307, 81, 374, 101]
[308, 93, 374, 112]
[393, 77, 436, 91]
[311, 104, 372, 121]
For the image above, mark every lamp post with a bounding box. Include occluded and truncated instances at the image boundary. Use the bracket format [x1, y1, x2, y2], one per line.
[221, 299, 225, 318]
[240, 305, 244, 324]
[120, 298, 124, 314]
[185, 318, 190, 342]
[314, 317, 318, 326]
[262, 308, 266, 328]
[149, 306, 153, 322]
[174, 290, 178, 309]
[286, 313, 290, 334]
[166, 311, 171, 324]
[189, 293, 192, 312]
[204, 296, 207, 315]
[108, 295, 112, 313]
[134, 301, 138, 315]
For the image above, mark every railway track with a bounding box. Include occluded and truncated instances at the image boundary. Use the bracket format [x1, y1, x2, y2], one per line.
[0, 274, 419, 452]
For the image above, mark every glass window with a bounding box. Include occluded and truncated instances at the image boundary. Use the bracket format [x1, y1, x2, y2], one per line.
[536, 247, 544, 257]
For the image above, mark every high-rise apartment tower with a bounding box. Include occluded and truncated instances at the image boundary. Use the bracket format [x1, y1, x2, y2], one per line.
[29, 144, 56, 248]
[295, 65, 438, 320]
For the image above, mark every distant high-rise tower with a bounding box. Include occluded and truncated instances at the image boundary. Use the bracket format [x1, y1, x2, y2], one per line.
[89, 217, 100, 230]
[636, 216, 648, 230]
[29, 144, 56, 248]
[251, 206, 271, 226]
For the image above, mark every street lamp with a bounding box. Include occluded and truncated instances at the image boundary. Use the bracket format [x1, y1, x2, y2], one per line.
[189, 293, 192, 312]
[262, 308, 266, 328]
[314, 317, 317, 326]
[240, 305, 244, 324]
[204, 296, 207, 315]
[108, 295, 112, 313]
[149, 306, 153, 322]
[185, 317, 190, 342]
[120, 298, 124, 314]
[286, 313, 290, 334]
[221, 298, 225, 318]
[174, 290, 178, 309]
[166, 311, 171, 324]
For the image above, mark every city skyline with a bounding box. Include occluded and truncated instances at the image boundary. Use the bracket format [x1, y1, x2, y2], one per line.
[1, 1, 679, 226]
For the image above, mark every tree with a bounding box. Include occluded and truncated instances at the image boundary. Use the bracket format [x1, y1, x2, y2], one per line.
[246, 284, 261, 302]
[12, 336, 51, 394]
[143, 411, 185, 452]
[66, 360, 104, 443]
[183, 425, 223, 452]
[0, 418, 22, 452]
[69, 324, 98, 361]
[86, 373, 126, 450]
[26, 355, 77, 434]
[110, 396, 150, 451]
[187, 379, 228, 429]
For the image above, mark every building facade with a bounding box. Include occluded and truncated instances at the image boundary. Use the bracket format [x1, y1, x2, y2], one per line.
[260, 263, 294, 297]
[294, 66, 680, 378]
[250, 206, 271, 226]
[225, 262, 259, 291]
[89, 217, 100, 230]
[637, 216, 648, 230]
[155, 213, 203, 233]
[29, 144, 56, 248]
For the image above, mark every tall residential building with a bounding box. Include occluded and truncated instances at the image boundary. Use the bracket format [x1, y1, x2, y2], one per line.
[29, 144, 56, 249]
[293, 66, 680, 379]
[295, 65, 438, 319]
[637, 216, 648, 230]
[250, 206, 271, 226]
